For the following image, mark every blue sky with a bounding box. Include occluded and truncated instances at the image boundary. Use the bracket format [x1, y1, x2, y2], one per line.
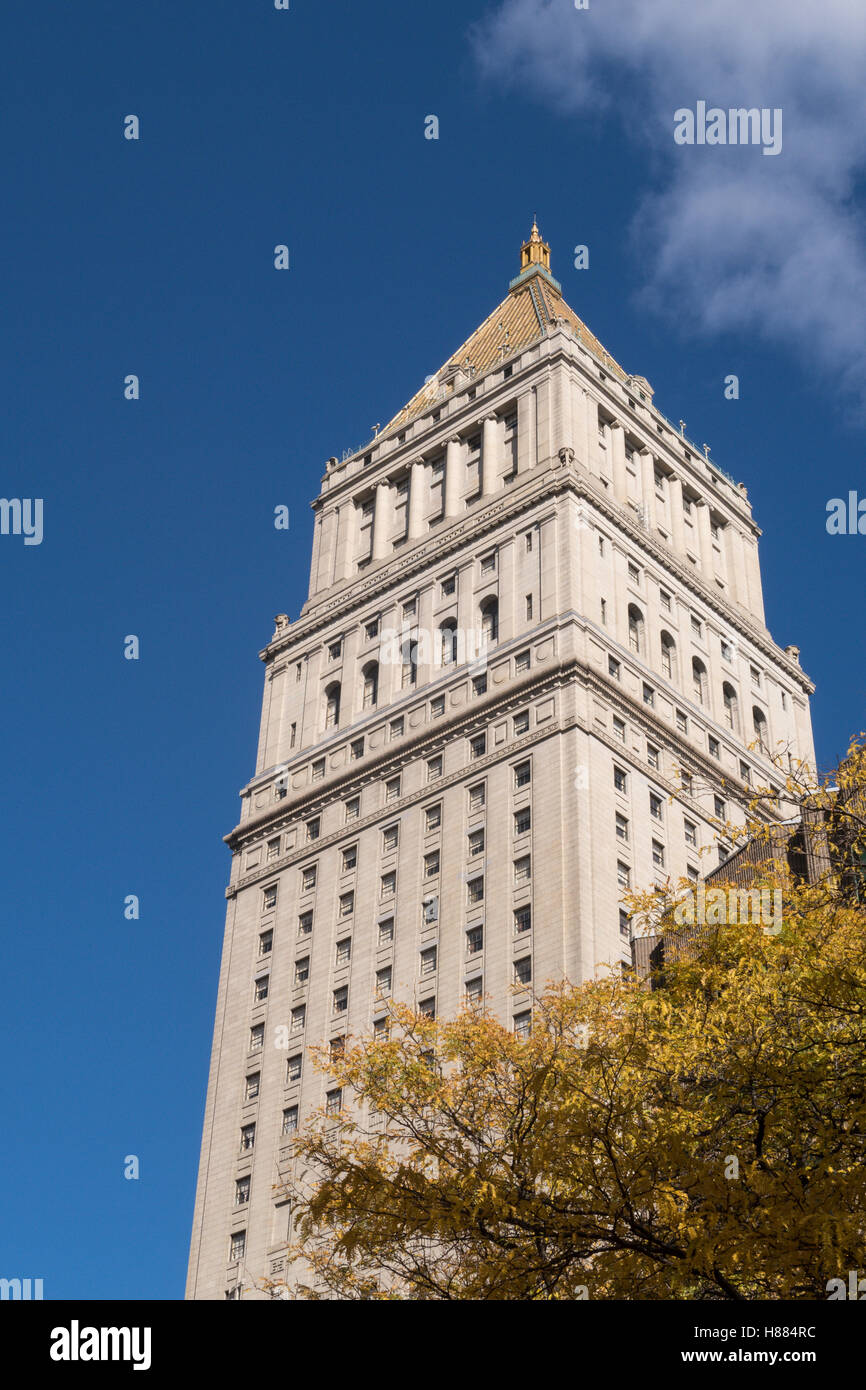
[1, 0, 863, 1299]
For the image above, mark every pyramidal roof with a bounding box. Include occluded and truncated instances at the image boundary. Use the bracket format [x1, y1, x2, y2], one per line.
[382, 222, 629, 437]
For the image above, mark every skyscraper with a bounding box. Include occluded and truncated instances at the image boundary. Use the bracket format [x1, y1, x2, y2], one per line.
[186, 225, 815, 1300]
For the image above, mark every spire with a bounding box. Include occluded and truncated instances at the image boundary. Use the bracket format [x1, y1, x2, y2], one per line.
[519, 218, 551, 274]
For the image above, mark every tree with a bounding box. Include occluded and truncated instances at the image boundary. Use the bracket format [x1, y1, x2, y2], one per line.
[269, 738, 866, 1301]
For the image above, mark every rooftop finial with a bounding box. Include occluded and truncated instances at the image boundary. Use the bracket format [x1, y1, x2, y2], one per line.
[519, 219, 550, 274]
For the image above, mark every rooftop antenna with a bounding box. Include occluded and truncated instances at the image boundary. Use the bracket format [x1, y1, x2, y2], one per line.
[371, 423, 380, 437]
[702, 443, 711, 459]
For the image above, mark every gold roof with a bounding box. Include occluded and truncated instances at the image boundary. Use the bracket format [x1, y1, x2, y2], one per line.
[382, 224, 629, 437]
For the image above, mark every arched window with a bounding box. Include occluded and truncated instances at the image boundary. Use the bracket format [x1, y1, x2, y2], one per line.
[402, 639, 417, 689]
[480, 598, 499, 646]
[660, 630, 676, 680]
[324, 682, 341, 728]
[722, 682, 739, 732]
[753, 706, 769, 753]
[439, 620, 458, 667]
[628, 604, 644, 656]
[361, 661, 378, 709]
[692, 658, 707, 705]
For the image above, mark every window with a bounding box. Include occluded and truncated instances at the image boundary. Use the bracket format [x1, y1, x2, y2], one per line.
[525, 530, 533, 553]
[362, 662, 378, 709]
[339, 891, 354, 919]
[286, 1053, 302, 1083]
[290, 1006, 306, 1034]
[324, 682, 341, 728]
[424, 850, 440, 878]
[600, 598, 607, 626]
[514, 956, 532, 986]
[690, 615, 702, 638]
[598, 535, 605, 556]
[684, 819, 697, 847]
[427, 754, 443, 780]
[514, 760, 531, 789]
[382, 824, 399, 853]
[480, 597, 499, 646]
[675, 709, 688, 734]
[714, 795, 726, 820]
[230, 1231, 246, 1262]
[614, 765, 628, 794]
[750, 665, 762, 689]
[258, 929, 273, 957]
[643, 683, 655, 708]
[326, 1089, 342, 1117]
[513, 1011, 532, 1039]
[263, 884, 278, 911]
[439, 621, 458, 666]
[608, 656, 621, 682]
[619, 909, 630, 939]
[613, 716, 625, 742]
[480, 551, 496, 574]
[345, 796, 360, 822]
[420, 946, 437, 977]
[465, 975, 483, 1005]
[514, 807, 531, 836]
[651, 839, 665, 868]
[240, 1123, 256, 1152]
[419, 997, 436, 1020]
[628, 605, 644, 655]
[423, 894, 439, 924]
[723, 682, 739, 732]
[333, 986, 348, 1015]
[649, 791, 663, 821]
[254, 974, 270, 1002]
[329, 640, 342, 662]
[647, 742, 659, 770]
[683, 496, 693, 518]
[281, 1107, 298, 1136]
[628, 561, 641, 582]
[469, 782, 486, 811]
[617, 861, 631, 890]
[615, 812, 629, 843]
[513, 711, 530, 736]
[431, 695, 445, 718]
[385, 776, 401, 803]
[267, 837, 280, 862]
[721, 639, 733, 663]
[311, 758, 325, 783]
[425, 804, 442, 832]
[514, 856, 532, 884]
[298, 909, 313, 937]
[381, 871, 396, 899]
[373, 1017, 390, 1042]
[687, 864, 699, 883]
[342, 845, 357, 872]
[289, 722, 296, 748]
[680, 769, 693, 795]
[514, 905, 532, 935]
[390, 717, 404, 739]
[376, 965, 392, 997]
[660, 588, 671, 611]
[753, 707, 769, 753]
[660, 631, 676, 680]
[365, 618, 379, 640]
[377, 919, 394, 947]
[249, 1024, 264, 1052]
[402, 639, 418, 688]
[740, 760, 751, 784]
[468, 828, 485, 857]
[441, 574, 456, 596]
[781, 690, 788, 711]
[692, 658, 708, 705]
[305, 817, 320, 844]
[467, 876, 484, 905]
[525, 594, 534, 620]
[466, 925, 483, 955]
[402, 597, 417, 619]
[708, 735, 720, 760]
[245, 1073, 260, 1101]
[469, 733, 486, 760]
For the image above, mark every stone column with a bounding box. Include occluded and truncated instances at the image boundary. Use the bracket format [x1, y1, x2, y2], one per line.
[609, 423, 628, 504]
[481, 416, 500, 497]
[444, 438, 462, 518]
[372, 479, 392, 562]
[571, 385, 587, 471]
[724, 525, 746, 606]
[331, 503, 354, 584]
[408, 459, 426, 540]
[744, 533, 766, 623]
[696, 499, 715, 576]
[520, 389, 537, 472]
[640, 451, 656, 532]
[668, 474, 686, 553]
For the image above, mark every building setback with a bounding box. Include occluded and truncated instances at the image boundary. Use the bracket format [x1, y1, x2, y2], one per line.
[185, 225, 816, 1300]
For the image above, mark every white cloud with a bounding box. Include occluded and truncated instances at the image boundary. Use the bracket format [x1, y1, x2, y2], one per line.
[472, 0, 866, 400]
